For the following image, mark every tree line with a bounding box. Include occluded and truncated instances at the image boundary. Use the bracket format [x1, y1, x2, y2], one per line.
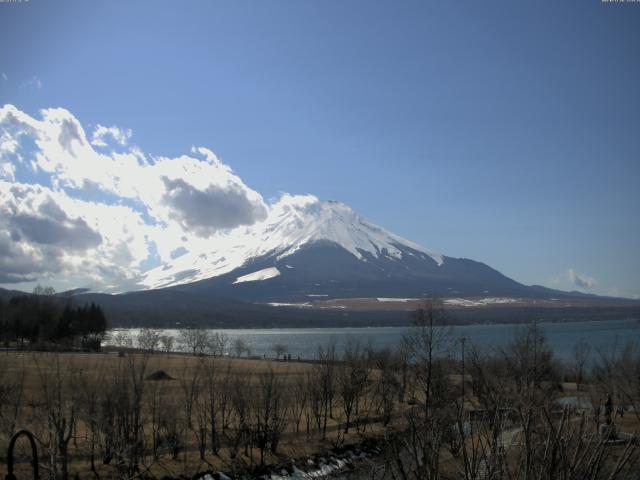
[0, 286, 107, 351]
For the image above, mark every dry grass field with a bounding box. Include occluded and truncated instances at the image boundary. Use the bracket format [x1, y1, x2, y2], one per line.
[0, 350, 391, 479]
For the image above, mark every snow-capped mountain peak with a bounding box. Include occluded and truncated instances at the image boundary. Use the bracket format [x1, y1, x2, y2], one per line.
[141, 194, 443, 290]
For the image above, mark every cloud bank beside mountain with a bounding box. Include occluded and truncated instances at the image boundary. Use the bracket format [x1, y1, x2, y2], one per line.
[0, 104, 269, 292]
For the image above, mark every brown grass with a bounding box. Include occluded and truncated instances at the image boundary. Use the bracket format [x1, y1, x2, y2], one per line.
[0, 351, 387, 479]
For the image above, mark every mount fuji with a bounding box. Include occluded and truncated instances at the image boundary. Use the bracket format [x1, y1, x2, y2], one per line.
[20, 194, 637, 327]
[139, 194, 539, 301]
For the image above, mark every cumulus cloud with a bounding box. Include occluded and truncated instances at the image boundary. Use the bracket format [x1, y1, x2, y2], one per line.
[10, 199, 102, 251]
[568, 268, 596, 289]
[1, 181, 162, 291]
[0, 134, 17, 180]
[0, 181, 153, 289]
[0, 105, 142, 196]
[0, 232, 51, 283]
[0, 104, 268, 291]
[91, 124, 132, 147]
[58, 118, 84, 154]
[149, 146, 268, 236]
[162, 176, 267, 236]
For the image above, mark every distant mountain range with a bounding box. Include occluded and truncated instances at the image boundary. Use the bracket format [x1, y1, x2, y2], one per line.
[2, 196, 639, 327]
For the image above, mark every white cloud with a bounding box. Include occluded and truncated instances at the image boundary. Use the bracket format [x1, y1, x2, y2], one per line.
[0, 104, 269, 291]
[568, 268, 596, 289]
[0, 181, 152, 290]
[22, 76, 42, 90]
[1, 73, 7, 81]
[91, 124, 132, 147]
[153, 147, 267, 236]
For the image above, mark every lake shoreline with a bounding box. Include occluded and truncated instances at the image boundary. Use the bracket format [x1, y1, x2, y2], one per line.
[106, 318, 640, 362]
[111, 315, 640, 331]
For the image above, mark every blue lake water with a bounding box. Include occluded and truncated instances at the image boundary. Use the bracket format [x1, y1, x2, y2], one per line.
[110, 318, 640, 361]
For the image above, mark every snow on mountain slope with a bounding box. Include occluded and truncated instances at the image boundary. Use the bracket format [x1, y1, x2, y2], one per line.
[142, 194, 443, 289]
[233, 267, 281, 284]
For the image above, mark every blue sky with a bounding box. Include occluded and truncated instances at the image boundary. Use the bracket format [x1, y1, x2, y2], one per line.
[0, 0, 639, 297]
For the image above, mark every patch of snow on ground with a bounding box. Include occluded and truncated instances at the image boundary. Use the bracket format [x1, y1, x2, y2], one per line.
[233, 267, 281, 284]
[443, 298, 481, 307]
[444, 297, 520, 307]
[377, 298, 419, 302]
[478, 297, 519, 304]
[266, 302, 312, 308]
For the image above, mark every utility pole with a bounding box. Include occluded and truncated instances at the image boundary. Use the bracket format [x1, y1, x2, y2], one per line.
[461, 336, 466, 403]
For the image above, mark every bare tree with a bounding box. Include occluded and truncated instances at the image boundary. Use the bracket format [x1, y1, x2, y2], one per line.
[233, 337, 249, 357]
[160, 334, 175, 356]
[446, 402, 639, 480]
[593, 340, 640, 422]
[372, 348, 401, 427]
[251, 368, 287, 465]
[177, 358, 209, 463]
[112, 331, 134, 350]
[306, 367, 324, 435]
[500, 321, 558, 411]
[187, 360, 209, 462]
[77, 361, 108, 478]
[179, 328, 211, 355]
[34, 354, 78, 480]
[337, 339, 371, 433]
[0, 354, 25, 438]
[217, 359, 234, 434]
[202, 356, 221, 454]
[404, 298, 453, 412]
[147, 378, 168, 461]
[208, 331, 229, 356]
[289, 372, 309, 434]
[614, 342, 640, 421]
[382, 299, 456, 480]
[272, 343, 288, 360]
[160, 397, 183, 460]
[99, 353, 150, 477]
[178, 359, 200, 429]
[137, 328, 161, 353]
[317, 341, 337, 437]
[572, 338, 592, 390]
[226, 371, 250, 460]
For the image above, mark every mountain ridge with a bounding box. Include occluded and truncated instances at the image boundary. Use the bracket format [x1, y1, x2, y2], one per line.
[141, 194, 444, 290]
[2, 196, 638, 327]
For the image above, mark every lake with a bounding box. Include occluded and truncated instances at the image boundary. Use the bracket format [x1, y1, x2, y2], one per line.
[108, 318, 640, 361]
